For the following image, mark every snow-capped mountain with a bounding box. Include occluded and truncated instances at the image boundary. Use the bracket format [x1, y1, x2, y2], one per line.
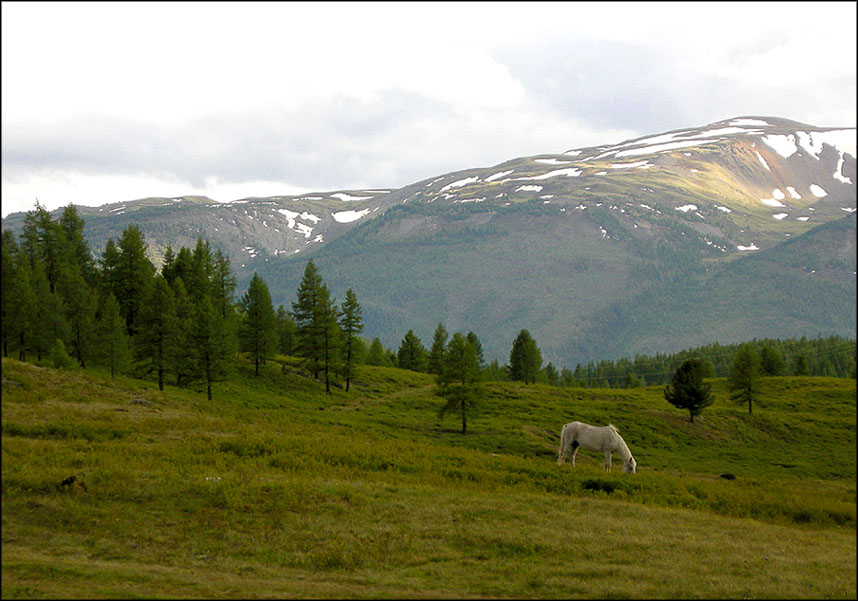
[3, 116, 855, 365]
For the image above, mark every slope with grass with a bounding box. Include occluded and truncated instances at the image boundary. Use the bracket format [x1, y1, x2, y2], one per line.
[2, 357, 855, 598]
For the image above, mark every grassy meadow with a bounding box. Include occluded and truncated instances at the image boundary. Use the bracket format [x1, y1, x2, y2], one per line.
[1, 356, 855, 598]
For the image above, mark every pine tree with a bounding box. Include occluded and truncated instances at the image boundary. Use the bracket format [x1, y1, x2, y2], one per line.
[664, 358, 714, 422]
[338, 289, 363, 392]
[428, 323, 448, 375]
[58, 204, 98, 288]
[729, 343, 760, 416]
[239, 272, 278, 376]
[135, 276, 177, 389]
[210, 248, 237, 319]
[398, 329, 427, 372]
[95, 293, 132, 378]
[2, 231, 19, 357]
[437, 332, 482, 434]
[509, 329, 542, 384]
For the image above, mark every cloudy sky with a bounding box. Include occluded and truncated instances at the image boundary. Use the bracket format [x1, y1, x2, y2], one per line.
[2, 1, 856, 217]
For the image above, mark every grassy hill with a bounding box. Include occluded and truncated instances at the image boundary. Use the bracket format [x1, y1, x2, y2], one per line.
[2, 357, 855, 598]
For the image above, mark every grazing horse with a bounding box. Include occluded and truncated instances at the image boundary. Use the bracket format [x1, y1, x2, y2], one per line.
[557, 421, 637, 473]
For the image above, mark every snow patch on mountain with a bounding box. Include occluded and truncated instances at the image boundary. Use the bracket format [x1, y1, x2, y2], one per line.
[331, 192, 374, 202]
[333, 209, 371, 223]
[810, 184, 828, 198]
[485, 170, 513, 182]
[440, 176, 480, 192]
[755, 151, 770, 171]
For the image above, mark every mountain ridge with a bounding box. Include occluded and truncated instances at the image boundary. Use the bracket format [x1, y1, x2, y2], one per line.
[2, 116, 855, 366]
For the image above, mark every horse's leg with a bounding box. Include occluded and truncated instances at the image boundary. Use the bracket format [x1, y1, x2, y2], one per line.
[570, 441, 579, 467]
[604, 451, 612, 472]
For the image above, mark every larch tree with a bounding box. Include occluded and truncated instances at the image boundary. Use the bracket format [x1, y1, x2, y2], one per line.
[239, 272, 278, 376]
[729, 343, 760, 416]
[292, 260, 324, 378]
[338, 288, 363, 392]
[437, 332, 482, 434]
[428, 323, 449, 375]
[96, 293, 132, 378]
[509, 329, 542, 384]
[135, 275, 177, 390]
[397, 329, 427, 372]
[663, 358, 714, 423]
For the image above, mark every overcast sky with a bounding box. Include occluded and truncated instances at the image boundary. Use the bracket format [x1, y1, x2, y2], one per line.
[2, 1, 856, 217]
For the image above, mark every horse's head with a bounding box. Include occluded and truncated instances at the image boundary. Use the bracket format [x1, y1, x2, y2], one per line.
[624, 456, 637, 474]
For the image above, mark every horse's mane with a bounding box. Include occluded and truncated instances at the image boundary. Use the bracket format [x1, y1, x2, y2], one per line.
[607, 424, 619, 434]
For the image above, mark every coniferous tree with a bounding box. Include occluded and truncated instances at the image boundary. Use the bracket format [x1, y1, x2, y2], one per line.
[210, 248, 237, 319]
[58, 204, 97, 288]
[30, 261, 62, 362]
[398, 329, 427, 372]
[366, 337, 390, 366]
[437, 332, 482, 434]
[114, 225, 155, 337]
[2, 231, 19, 357]
[466, 331, 485, 369]
[509, 329, 542, 384]
[730, 343, 760, 416]
[21, 202, 64, 292]
[136, 275, 177, 389]
[338, 288, 363, 392]
[95, 293, 132, 378]
[275, 305, 297, 356]
[544, 362, 559, 386]
[428, 323, 449, 375]
[192, 294, 233, 401]
[794, 354, 811, 376]
[169, 278, 197, 387]
[7, 253, 36, 361]
[239, 272, 278, 376]
[664, 358, 714, 422]
[56, 264, 97, 368]
[292, 260, 324, 378]
[316, 284, 341, 394]
[760, 346, 784, 376]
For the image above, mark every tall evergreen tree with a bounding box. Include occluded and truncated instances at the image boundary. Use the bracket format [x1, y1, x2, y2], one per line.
[58, 204, 97, 288]
[338, 288, 363, 392]
[57, 264, 97, 368]
[210, 248, 237, 319]
[664, 358, 714, 422]
[729, 343, 760, 416]
[169, 278, 197, 388]
[437, 332, 482, 434]
[760, 346, 784, 376]
[95, 293, 132, 378]
[20, 202, 64, 292]
[114, 225, 155, 337]
[2, 231, 20, 357]
[7, 253, 36, 361]
[136, 276, 177, 390]
[31, 261, 66, 362]
[466, 331, 485, 369]
[428, 323, 449, 375]
[316, 283, 341, 394]
[366, 337, 390, 366]
[509, 329, 542, 384]
[398, 329, 428, 372]
[192, 294, 233, 401]
[292, 260, 324, 378]
[239, 272, 278, 376]
[275, 305, 298, 356]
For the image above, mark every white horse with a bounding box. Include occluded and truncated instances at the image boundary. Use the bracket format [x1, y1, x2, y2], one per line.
[557, 421, 637, 473]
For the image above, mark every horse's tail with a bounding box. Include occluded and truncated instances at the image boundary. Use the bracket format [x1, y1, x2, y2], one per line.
[558, 422, 573, 465]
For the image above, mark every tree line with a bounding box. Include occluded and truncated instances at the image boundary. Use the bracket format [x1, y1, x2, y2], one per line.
[3, 204, 855, 410]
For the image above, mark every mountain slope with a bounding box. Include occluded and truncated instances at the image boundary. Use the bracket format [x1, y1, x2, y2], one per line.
[2, 116, 855, 366]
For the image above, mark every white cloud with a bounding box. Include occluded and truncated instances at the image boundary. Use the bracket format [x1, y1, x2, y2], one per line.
[2, 2, 855, 217]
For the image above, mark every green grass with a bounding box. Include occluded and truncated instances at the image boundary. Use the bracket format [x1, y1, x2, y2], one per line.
[2, 357, 855, 598]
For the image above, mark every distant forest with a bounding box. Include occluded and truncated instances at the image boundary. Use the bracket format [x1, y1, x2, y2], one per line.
[3, 204, 855, 395]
